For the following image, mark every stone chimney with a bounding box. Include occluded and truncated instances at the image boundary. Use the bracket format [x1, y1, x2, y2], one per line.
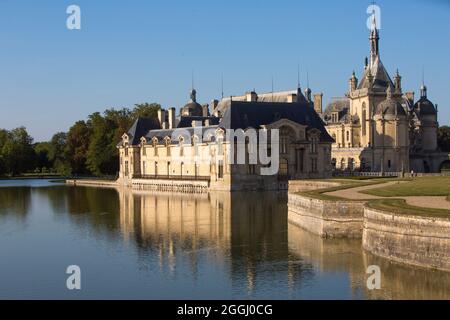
[168, 107, 176, 129]
[313, 93, 323, 114]
[158, 109, 167, 128]
[202, 104, 210, 117]
[191, 120, 202, 128]
[246, 91, 258, 102]
[287, 94, 298, 103]
[405, 91, 415, 106]
[211, 99, 219, 111]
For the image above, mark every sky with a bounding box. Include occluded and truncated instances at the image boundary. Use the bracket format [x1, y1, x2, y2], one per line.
[0, 0, 449, 141]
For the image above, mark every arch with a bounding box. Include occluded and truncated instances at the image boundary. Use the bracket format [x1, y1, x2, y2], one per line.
[279, 158, 289, 177]
[439, 160, 450, 172]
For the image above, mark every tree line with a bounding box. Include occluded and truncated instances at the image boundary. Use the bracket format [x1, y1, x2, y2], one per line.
[0, 103, 161, 177]
[1, 109, 450, 178]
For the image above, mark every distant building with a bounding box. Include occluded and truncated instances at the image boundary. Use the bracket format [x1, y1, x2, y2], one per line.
[118, 88, 333, 191]
[323, 16, 448, 173]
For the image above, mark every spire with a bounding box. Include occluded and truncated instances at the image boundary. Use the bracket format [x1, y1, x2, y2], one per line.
[369, 6, 380, 67]
[421, 68, 427, 98]
[394, 69, 402, 93]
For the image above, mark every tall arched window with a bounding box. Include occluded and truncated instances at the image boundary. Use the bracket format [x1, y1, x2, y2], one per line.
[362, 102, 367, 136]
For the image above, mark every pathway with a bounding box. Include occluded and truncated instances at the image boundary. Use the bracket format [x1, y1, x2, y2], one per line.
[325, 181, 450, 210]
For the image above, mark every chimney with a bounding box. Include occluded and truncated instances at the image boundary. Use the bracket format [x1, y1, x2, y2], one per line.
[314, 93, 323, 114]
[211, 99, 219, 110]
[405, 91, 415, 106]
[168, 107, 176, 129]
[287, 94, 298, 103]
[191, 120, 202, 128]
[202, 104, 210, 117]
[246, 91, 258, 102]
[157, 109, 167, 128]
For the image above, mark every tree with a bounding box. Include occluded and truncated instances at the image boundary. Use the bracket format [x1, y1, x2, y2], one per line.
[438, 126, 450, 152]
[132, 103, 161, 119]
[34, 142, 52, 171]
[66, 121, 91, 175]
[86, 112, 117, 176]
[1, 127, 35, 175]
[49, 132, 71, 176]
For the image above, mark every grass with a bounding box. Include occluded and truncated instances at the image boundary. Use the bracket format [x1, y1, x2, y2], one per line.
[295, 177, 404, 201]
[293, 176, 450, 218]
[361, 176, 450, 198]
[367, 198, 450, 218]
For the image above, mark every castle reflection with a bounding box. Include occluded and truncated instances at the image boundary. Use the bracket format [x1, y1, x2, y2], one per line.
[288, 220, 450, 300]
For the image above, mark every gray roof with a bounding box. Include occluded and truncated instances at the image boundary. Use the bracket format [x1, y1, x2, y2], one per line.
[414, 97, 437, 116]
[216, 88, 310, 115]
[218, 101, 333, 143]
[120, 117, 161, 146]
[358, 57, 394, 92]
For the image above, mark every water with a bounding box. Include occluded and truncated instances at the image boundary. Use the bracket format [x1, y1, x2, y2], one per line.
[0, 180, 449, 300]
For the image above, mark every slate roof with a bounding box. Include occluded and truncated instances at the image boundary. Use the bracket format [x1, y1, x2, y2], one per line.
[119, 117, 161, 146]
[218, 101, 334, 143]
[414, 97, 437, 116]
[177, 116, 220, 128]
[358, 57, 394, 92]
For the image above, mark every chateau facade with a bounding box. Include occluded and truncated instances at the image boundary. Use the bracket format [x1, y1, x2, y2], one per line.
[323, 17, 448, 173]
[117, 88, 333, 191]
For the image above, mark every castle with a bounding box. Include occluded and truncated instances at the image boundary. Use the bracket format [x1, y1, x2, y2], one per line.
[323, 16, 448, 173]
[118, 88, 333, 191]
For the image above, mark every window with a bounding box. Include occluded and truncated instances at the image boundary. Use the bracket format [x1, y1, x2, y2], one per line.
[362, 103, 367, 136]
[295, 149, 304, 173]
[125, 161, 129, 176]
[388, 160, 391, 169]
[125, 148, 128, 157]
[154, 162, 158, 176]
[153, 139, 158, 156]
[142, 161, 146, 175]
[142, 146, 146, 156]
[331, 158, 337, 169]
[218, 162, 224, 179]
[218, 138, 224, 156]
[310, 137, 318, 154]
[311, 158, 318, 173]
[279, 158, 289, 176]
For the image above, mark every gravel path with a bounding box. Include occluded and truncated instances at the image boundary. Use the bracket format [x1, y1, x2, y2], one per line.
[325, 181, 450, 210]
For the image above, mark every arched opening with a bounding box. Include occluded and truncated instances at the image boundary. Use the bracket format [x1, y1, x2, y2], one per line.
[279, 158, 289, 178]
[439, 160, 450, 172]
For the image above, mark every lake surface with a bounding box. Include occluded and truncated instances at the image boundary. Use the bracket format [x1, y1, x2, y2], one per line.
[0, 180, 449, 299]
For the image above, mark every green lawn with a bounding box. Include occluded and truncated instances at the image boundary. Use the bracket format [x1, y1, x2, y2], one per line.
[367, 198, 450, 218]
[361, 176, 450, 198]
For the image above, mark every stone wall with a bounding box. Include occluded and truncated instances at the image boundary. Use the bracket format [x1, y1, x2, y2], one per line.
[363, 207, 450, 272]
[288, 180, 341, 193]
[288, 193, 364, 238]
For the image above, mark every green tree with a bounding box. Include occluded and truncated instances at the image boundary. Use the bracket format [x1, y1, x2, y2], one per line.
[438, 126, 450, 152]
[49, 132, 71, 176]
[86, 112, 117, 176]
[1, 127, 35, 175]
[132, 103, 161, 119]
[66, 121, 91, 175]
[34, 142, 52, 171]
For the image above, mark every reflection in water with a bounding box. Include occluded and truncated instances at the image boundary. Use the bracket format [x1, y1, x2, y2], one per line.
[0, 181, 449, 299]
[288, 222, 450, 300]
[0, 187, 32, 219]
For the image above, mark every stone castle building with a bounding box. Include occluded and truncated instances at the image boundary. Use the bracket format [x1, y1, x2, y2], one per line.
[117, 88, 333, 191]
[323, 17, 448, 173]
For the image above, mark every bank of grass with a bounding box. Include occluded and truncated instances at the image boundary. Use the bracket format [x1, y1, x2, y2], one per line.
[296, 177, 407, 201]
[367, 198, 450, 218]
[361, 176, 450, 198]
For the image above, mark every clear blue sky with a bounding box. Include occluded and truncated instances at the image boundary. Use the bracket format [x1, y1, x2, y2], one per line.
[0, 0, 449, 141]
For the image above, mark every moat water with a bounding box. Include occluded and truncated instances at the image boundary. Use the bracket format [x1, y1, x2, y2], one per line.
[0, 180, 449, 299]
